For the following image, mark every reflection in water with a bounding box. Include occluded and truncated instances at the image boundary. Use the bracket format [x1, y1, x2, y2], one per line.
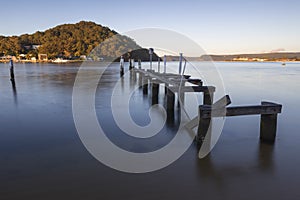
[196, 142, 275, 176]
[0, 62, 300, 200]
[11, 79, 18, 106]
[258, 142, 275, 171]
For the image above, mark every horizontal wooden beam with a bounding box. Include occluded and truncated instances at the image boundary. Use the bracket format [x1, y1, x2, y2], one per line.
[200, 101, 282, 118]
[135, 69, 206, 88]
[187, 79, 203, 86]
[168, 86, 215, 93]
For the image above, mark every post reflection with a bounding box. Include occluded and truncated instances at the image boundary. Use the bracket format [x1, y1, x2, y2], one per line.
[11, 79, 18, 106]
[195, 141, 275, 180]
[258, 142, 275, 171]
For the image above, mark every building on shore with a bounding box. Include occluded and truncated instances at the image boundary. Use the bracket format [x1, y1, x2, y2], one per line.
[38, 54, 48, 62]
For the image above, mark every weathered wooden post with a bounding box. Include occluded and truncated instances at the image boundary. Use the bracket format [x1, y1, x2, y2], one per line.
[152, 81, 159, 105]
[149, 48, 154, 71]
[164, 55, 168, 94]
[9, 59, 15, 81]
[163, 55, 167, 73]
[178, 53, 183, 74]
[166, 87, 175, 124]
[158, 57, 161, 73]
[166, 88, 175, 112]
[129, 58, 133, 70]
[138, 59, 142, 69]
[142, 75, 148, 95]
[131, 67, 137, 83]
[203, 88, 214, 105]
[120, 56, 124, 76]
[177, 53, 186, 106]
[197, 95, 231, 144]
[177, 77, 187, 107]
[260, 102, 280, 143]
[131, 59, 135, 69]
[138, 72, 143, 86]
[196, 109, 212, 144]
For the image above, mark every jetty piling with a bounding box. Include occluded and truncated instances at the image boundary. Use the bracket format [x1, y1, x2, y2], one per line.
[151, 80, 159, 105]
[138, 59, 142, 69]
[9, 59, 15, 81]
[178, 53, 183, 74]
[129, 59, 135, 70]
[158, 57, 161, 73]
[120, 56, 124, 76]
[149, 48, 154, 71]
[129, 58, 132, 70]
[142, 75, 149, 95]
[163, 55, 167, 73]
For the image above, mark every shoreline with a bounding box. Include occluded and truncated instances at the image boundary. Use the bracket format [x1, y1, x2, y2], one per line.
[1, 59, 300, 65]
[0, 59, 84, 64]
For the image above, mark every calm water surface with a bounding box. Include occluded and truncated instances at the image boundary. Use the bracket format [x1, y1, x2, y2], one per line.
[1, 62, 300, 200]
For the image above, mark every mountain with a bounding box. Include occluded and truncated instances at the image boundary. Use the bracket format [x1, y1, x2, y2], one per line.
[0, 21, 159, 61]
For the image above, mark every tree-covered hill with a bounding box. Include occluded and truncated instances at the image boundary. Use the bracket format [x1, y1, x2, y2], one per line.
[0, 21, 159, 61]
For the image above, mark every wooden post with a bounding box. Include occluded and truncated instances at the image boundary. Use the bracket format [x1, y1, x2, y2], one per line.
[163, 55, 167, 73]
[129, 58, 133, 70]
[120, 56, 124, 76]
[138, 59, 142, 69]
[177, 80, 187, 107]
[167, 88, 175, 112]
[178, 53, 183, 74]
[260, 102, 278, 143]
[158, 57, 160, 73]
[165, 83, 168, 94]
[138, 71, 143, 86]
[143, 75, 148, 95]
[149, 48, 154, 70]
[197, 106, 212, 144]
[152, 82, 159, 105]
[9, 59, 15, 81]
[131, 59, 135, 69]
[131, 69, 137, 82]
[196, 95, 231, 144]
[203, 89, 214, 105]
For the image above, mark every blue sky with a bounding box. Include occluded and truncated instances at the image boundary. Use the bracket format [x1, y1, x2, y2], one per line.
[1, 0, 299, 54]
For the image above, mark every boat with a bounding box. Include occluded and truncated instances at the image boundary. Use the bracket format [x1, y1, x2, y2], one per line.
[52, 58, 69, 63]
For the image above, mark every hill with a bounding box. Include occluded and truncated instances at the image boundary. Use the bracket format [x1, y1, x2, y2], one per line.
[0, 21, 159, 61]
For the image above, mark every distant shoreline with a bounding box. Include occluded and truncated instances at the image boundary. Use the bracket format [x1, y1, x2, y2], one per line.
[1, 60, 299, 65]
[0, 59, 84, 64]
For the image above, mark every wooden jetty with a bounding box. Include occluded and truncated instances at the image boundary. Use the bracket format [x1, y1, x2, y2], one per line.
[125, 55, 282, 146]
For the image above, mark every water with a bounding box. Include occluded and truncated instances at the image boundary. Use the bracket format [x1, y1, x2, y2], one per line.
[1, 62, 300, 199]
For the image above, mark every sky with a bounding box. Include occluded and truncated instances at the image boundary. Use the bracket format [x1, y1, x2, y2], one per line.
[0, 0, 300, 54]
